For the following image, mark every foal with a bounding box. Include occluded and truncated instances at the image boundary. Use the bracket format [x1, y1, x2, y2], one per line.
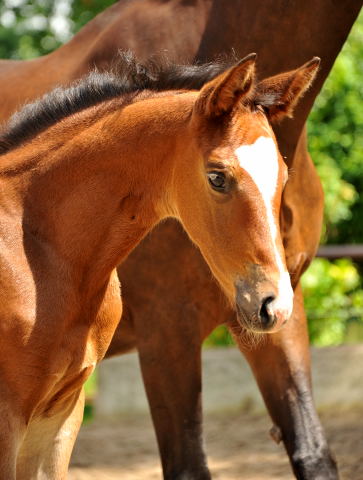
[0, 53, 318, 477]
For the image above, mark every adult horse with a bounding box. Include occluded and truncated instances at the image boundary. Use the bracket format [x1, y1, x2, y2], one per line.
[0, 53, 316, 478]
[0, 1, 360, 478]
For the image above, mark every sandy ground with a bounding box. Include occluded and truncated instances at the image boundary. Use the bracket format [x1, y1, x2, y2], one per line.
[69, 409, 363, 479]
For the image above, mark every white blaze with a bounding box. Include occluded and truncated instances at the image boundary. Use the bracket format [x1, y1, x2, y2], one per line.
[235, 136, 293, 317]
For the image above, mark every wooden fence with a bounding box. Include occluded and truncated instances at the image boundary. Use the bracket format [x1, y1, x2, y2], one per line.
[317, 245, 363, 261]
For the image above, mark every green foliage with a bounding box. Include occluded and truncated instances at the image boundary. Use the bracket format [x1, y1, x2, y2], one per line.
[83, 402, 94, 423]
[0, 0, 114, 59]
[83, 370, 97, 423]
[71, 0, 115, 32]
[84, 370, 97, 398]
[203, 325, 235, 348]
[302, 258, 363, 346]
[308, 10, 363, 243]
[0, 0, 61, 59]
[302, 11, 363, 346]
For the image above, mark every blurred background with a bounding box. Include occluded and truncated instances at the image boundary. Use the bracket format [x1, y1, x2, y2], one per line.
[0, 0, 362, 348]
[1, 2, 362, 478]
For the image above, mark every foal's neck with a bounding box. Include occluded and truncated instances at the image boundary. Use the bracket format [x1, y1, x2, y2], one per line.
[4, 93, 194, 293]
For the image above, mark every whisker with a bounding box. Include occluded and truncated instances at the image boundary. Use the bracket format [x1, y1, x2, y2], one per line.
[227, 315, 266, 351]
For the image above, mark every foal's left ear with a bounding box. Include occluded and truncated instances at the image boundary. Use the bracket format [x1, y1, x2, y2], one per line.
[255, 57, 320, 123]
[196, 53, 256, 118]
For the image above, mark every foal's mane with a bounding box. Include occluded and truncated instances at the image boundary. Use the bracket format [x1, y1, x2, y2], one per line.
[0, 52, 232, 155]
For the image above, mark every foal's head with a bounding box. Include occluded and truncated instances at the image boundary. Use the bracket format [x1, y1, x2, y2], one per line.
[171, 54, 319, 333]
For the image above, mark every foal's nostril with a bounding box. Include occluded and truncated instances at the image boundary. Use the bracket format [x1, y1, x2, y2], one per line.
[259, 295, 276, 329]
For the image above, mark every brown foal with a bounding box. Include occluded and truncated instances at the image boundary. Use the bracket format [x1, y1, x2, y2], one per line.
[0, 55, 318, 478]
[1, 2, 360, 478]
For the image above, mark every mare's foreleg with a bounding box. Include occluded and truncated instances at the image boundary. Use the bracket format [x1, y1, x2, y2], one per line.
[135, 302, 212, 480]
[238, 284, 338, 480]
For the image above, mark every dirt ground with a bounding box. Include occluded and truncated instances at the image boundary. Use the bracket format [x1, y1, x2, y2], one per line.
[69, 409, 363, 479]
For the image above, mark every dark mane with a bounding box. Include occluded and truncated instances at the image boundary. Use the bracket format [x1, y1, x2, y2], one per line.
[0, 52, 232, 154]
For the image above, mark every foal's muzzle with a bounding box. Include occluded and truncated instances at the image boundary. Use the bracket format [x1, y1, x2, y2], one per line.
[235, 268, 293, 333]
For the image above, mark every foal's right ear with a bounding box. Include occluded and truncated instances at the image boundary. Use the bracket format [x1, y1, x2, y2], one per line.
[195, 53, 256, 118]
[254, 57, 320, 122]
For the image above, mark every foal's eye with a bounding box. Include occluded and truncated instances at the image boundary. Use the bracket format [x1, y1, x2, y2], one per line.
[207, 171, 226, 191]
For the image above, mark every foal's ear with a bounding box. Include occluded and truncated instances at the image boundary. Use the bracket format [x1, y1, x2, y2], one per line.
[255, 57, 320, 123]
[196, 53, 256, 118]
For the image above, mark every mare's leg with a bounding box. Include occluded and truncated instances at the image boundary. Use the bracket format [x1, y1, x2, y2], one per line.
[135, 304, 213, 480]
[17, 389, 85, 480]
[115, 220, 222, 480]
[106, 298, 212, 479]
[238, 284, 338, 480]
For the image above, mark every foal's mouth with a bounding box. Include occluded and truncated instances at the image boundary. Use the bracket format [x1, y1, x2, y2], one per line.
[236, 303, 267, 334]
[235, 301, 288, 335]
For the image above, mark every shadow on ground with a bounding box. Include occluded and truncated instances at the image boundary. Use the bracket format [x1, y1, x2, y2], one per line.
[70, 409, 363, 480]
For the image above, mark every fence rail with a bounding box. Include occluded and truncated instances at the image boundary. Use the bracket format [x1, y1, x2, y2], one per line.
[317, 245, 363, 260]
